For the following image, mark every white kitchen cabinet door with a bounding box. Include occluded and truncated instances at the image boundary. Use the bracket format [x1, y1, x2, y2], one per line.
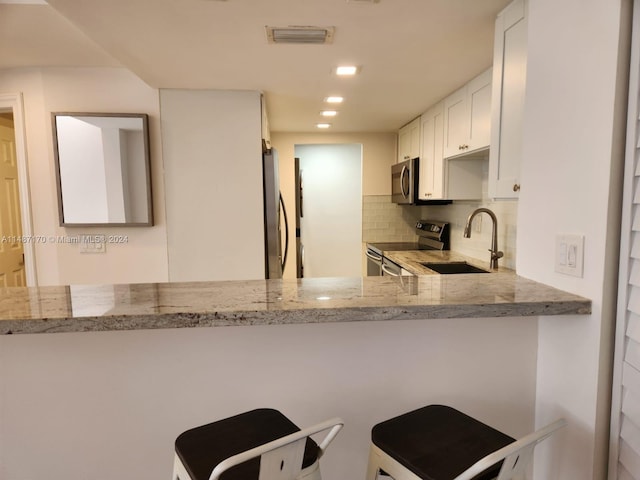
[397, 116, 421, 163]
[443, 69, 492, 158]
[489, 0, 527, 199]
[443, 86, 468, 158]
[467, 69, 492, 151]
[419, 102, 445, 200]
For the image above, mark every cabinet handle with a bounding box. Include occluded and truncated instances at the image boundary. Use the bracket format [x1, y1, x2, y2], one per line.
[513, 183, 521, 192]
[458, 144, 469, 150]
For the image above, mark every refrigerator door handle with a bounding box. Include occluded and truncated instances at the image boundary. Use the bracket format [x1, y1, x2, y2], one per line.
[279, 193, 289, 272]
[299, 170, 303, 218]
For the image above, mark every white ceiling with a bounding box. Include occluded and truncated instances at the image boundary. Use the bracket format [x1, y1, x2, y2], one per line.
[0, 0, 512, 133]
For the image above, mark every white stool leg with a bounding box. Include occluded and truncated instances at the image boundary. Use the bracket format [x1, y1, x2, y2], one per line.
[172, 453, 193, 480]
[366, 445, 381, 480]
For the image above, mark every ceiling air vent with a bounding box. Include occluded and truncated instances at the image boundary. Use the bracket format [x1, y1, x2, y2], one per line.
[265, 26, 335, 45]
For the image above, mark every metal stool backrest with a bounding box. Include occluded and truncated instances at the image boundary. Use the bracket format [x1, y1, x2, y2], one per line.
[452, 419, 566, 480]
[208, 417, 343, 480]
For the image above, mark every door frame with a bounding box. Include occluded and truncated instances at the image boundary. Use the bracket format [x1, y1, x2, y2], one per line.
[0, 93, 37, 286]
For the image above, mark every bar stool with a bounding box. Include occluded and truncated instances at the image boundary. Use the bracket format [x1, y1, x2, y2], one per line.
[173, 408, 343, 480]
[365, 405, 566, 480]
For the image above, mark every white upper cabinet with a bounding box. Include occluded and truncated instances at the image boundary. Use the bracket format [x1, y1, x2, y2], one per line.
[489, 0, 527, 199]
[443, 68, 492, 158]
[397, 116, 421, 163]
[419, 102, 445, 200]
[443, 87, 467, 158]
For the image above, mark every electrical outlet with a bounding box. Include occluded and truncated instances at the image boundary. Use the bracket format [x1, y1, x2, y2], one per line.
[474, 215, 482, 233]
[80, 234, 106, 254]
[555, 234, 584, 277]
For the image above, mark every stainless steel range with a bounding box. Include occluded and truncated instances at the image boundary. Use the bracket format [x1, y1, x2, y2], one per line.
[365, 220, 450, 276]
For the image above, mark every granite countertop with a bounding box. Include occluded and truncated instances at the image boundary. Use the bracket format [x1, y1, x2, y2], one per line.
[0, 271, 591, 335]
[383, 250, 511, 276]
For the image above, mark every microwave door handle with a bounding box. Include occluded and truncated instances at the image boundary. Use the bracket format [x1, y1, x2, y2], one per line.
[401, 165, 409, 198]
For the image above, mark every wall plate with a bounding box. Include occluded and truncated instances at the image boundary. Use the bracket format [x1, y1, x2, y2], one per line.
[555, 234, 584, 277]
[80, 234, 106, 254]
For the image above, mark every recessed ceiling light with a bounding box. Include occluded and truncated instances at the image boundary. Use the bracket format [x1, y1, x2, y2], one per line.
[316, 123, 332, 129]
[335, 66, 359, 76]
[325, 96, 344, 104]
[321, 110, 338, 117]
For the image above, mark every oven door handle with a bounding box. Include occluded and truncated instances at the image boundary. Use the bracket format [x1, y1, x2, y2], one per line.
[365, 250, 382, 262]
[381, 263, 400, 276]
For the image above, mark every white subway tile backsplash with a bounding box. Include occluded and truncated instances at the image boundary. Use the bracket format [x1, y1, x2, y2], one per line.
[362, 196, 422, 243]
[362, 195, 518, 269]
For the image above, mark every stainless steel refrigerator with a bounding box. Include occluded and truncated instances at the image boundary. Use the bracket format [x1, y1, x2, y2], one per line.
[262, 146, 289, 279]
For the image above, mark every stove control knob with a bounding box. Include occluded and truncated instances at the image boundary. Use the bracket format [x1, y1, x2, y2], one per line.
[416, 222, 424, 229]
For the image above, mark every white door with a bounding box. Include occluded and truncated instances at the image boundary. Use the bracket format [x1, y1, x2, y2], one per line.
[0, 123, 25, 286]
[295, 144, 362, 278]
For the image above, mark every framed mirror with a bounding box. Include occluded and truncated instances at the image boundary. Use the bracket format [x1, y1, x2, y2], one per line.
[52, 112, 153, 226]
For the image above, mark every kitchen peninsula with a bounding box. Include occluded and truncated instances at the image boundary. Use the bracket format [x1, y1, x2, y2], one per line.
[0, 274, 589, 335]
[0, 275, 589, 480]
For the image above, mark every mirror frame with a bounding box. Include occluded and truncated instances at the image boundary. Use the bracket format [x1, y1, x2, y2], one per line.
[51, 112, 154, 227]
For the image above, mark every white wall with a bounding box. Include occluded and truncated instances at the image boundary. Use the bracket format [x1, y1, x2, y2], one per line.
[0, 317, 537, 480]
[0, 67, 169, 285]
[161, 89, 265, 282]
[0, 69, 269, 285]
[516, 0, 630, 478]
[296, 144, 362, 278]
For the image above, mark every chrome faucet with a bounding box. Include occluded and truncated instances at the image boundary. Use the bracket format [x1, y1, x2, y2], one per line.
[464, 208, 504, 269]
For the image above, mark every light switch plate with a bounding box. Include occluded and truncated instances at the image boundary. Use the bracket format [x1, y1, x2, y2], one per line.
[80, 234, 106, 254]
[555, 234, 584, 277]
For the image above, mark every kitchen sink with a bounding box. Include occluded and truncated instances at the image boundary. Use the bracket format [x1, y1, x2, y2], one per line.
[420, 261, 490, 274]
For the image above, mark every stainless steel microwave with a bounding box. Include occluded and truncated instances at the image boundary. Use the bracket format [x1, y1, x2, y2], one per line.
[392, 157, 417, 204]
[391, 157, 452, 205]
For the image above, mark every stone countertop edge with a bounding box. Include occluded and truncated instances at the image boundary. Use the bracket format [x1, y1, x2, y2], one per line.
[0, 274, 592, 335]
[1, 302, 591, 335]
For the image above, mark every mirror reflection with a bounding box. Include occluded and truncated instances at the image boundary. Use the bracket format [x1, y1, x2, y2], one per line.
[52, 112, 153, 226]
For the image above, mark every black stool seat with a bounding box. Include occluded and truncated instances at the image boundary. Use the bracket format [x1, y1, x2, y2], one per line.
[175, 408, 320, 480]
[371, 405, 515, 480]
